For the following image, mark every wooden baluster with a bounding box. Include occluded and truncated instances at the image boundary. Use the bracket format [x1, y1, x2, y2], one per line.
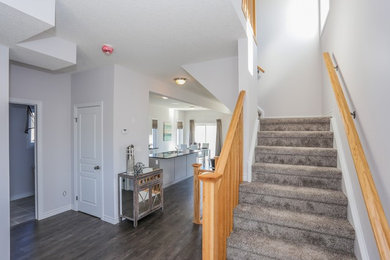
[192, 163, 202, 224]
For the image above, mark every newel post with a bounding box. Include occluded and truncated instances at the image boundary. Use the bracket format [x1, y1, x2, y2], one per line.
[201, 177, 220, 260]
[192, 163, 202, 224]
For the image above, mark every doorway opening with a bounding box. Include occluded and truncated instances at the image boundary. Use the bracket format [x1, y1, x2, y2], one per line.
[9, 102, 38, 226]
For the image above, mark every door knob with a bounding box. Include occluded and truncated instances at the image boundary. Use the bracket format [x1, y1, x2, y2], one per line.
[94, 166, 100, 170]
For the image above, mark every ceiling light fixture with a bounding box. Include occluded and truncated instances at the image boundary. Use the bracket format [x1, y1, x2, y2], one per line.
[174, 78, 187, 85]
[162, 96, 168, 100]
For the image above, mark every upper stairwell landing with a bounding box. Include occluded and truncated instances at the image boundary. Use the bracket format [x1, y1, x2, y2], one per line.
[227, 116, 356, 260]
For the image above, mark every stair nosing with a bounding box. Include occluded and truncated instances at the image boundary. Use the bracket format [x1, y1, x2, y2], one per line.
[252, 162, 342, 179]
[240, 182, 348, 205]
[228, 229, 355, 260]
[234, 204, 354, 239]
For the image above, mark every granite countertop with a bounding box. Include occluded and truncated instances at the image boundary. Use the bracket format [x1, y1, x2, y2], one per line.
[149, 150, 200, 159]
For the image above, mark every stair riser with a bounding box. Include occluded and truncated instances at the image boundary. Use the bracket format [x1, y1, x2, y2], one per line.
[240, 192, 347, 218]
[234, 217, 354, 254]
[258, 136, 333, 148]
[260, 123, 330, 132]
[256, 153, 337, 167]
[227, 247, 273, 260]
[253, 172, 341, 190]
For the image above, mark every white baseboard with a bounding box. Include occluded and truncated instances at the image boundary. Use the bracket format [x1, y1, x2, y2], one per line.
[247, 117, 259, 182]
[10, 192, 34, 201]
[102, 215, 119, 225]
[40, 204, 72, 220]
[330, 117, 369, 260]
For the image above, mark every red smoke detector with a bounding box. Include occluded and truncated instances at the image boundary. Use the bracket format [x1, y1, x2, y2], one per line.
[102, 44, 114, 55]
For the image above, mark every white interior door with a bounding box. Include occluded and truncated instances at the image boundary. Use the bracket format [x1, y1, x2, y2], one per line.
[76, 105, 102, 218]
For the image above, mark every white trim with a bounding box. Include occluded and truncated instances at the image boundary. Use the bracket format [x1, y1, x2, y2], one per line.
[9, 98, 43, 221]
[102, 215, 119, 225]
[330, 117, 369, 260]
[246, 117, 259, 183]
[257, 106, 265, 117]
[40, 204, 72, 220]
[10, 192, 34, 201]
[73, 102, 104, 219]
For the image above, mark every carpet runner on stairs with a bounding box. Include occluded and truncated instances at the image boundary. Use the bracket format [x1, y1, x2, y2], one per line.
[227, 117, 356, 260]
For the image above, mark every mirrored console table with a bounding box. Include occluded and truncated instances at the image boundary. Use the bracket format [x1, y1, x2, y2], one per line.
[118, 168, 163, 227]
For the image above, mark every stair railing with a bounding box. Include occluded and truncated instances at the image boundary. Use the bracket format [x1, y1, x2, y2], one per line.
[323, 52, 390, 259]
[194, 90, 245, 259]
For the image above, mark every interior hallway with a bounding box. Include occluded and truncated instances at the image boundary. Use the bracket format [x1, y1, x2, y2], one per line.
[11, 177, 201, 260]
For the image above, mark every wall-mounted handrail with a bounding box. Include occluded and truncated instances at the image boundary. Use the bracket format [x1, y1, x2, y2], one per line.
[198, 90, 245, 259]
[323, 52, 390, 260]
[257, 65, 265, 74]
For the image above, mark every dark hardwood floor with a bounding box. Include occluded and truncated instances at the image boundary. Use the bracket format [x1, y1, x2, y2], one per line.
[11, 177, 202, 260]
[10, 196, 35, 227]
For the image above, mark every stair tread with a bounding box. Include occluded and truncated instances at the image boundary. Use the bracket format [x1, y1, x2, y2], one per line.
[228, 229, 355, 260]
[260, 117, 331, 124]
[240, 182, 347, 205]
[252, 163, 342, 179]
[257, 146, 337, 156]
[259, 131, 333, 138]
[234, 204, 355, 239]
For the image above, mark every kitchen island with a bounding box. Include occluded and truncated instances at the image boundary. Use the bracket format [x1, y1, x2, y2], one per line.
[149, 150, 198, 187]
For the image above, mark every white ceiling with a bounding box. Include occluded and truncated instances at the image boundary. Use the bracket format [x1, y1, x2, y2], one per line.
[28, 0, 244, 97]
[149, 92, 208, 111]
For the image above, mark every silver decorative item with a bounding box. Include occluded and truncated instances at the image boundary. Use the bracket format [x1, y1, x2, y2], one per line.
[134, 162, 145, 175]
[126, 145, 135, 173]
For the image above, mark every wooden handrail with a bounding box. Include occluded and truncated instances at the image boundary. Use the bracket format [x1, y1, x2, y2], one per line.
[242, 0, 256, 37]
[198, 90, 245, 259]
[323, 52, 390, 259]
[257, 65, 265, 74]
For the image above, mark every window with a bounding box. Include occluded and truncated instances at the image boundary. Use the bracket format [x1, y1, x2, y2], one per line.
[195, 123, 217, 158]
[150, 119, 158, 149]
[320, 0, 329, 34]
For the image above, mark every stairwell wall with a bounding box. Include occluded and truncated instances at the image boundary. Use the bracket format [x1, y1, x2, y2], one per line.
[321, 0, 390, 258]
[256, 0, 323, 117]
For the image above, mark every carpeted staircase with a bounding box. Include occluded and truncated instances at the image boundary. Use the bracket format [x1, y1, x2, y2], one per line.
[227, 117, 356, 260]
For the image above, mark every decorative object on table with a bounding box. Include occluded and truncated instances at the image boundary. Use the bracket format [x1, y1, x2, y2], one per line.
[134, 162, 145, 175]
[118, 168, 164, 227]
[163, 122, 172, 141]
[126, 145, 135, 173]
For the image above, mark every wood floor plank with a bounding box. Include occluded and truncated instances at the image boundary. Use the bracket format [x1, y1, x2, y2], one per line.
[11, 177, 201, 260]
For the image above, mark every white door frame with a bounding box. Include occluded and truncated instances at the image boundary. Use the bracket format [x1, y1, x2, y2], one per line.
[9, 98, 43, 220]
[73, 102, 104, 219]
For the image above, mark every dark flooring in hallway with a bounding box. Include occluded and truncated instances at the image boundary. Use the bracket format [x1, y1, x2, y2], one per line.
[10, 196, 35, 227]
[11, 177, 201, 260]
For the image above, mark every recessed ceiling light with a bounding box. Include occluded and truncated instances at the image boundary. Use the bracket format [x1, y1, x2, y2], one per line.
[174, 78, 187, 85]
[162, 96, 168, 100]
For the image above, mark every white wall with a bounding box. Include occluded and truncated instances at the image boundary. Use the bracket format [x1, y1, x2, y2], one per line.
[321, 0, 390, 258]
[71, 65, 115, 223]
[10, 64, 72, 218]
[183, 57, 239, 112]
[257, 0, 322, 117]
[148, 104, 185, 153]
[9, 104, 35, 201]
[238, 38, 258, 181]
[0, 44, 10, 260]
